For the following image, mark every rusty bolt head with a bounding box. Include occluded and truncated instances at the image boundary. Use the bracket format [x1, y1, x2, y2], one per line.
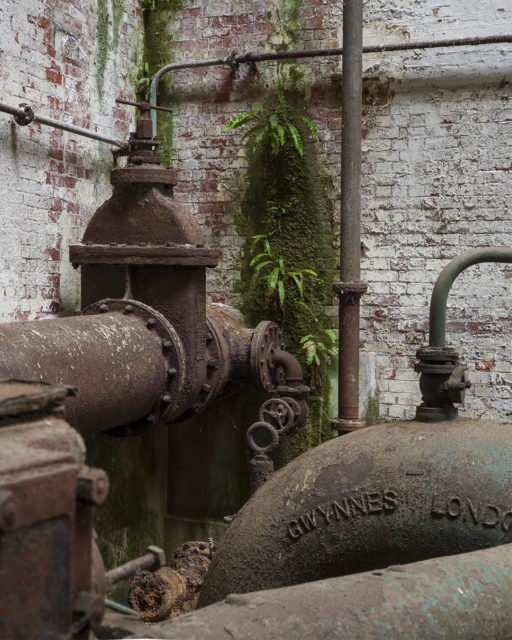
[147, 414, 156, 424]
[123, 304, 134, 314]
[77, 468, 109, 506]
[162, 339, 172, 351]
[146, 318, 157, 329]
[162, 394, 172, 404]
[144, 545, 166, 570]
[168, 368, 177, 378]
[207, 358, 219, 370]
[206, 332, 213, 344]
[202, 383, 213, 393]
[99, 303, 109, 313]
[0, 491, 16, 532]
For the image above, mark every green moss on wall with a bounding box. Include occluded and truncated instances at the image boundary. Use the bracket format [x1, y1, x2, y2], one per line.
[111, 0, 124, 52]
[95, 0, 110, 101]
[138, 0, 184, 166]
[237, 97, 336, 469]
[365, 391, 381, 426]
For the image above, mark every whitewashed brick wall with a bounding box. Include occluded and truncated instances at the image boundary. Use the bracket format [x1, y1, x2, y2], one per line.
[0, 0, 141, 321]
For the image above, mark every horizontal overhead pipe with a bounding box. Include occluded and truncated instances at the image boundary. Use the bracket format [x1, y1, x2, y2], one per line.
[0, 312, 168, 434]
[155, 543, 512, 639]
[429, 247, 512, 348]
[199, 417, 512, 605]
[149, 34, 512, 135]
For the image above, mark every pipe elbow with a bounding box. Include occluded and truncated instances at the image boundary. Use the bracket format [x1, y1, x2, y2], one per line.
[272, 349, 304, 387]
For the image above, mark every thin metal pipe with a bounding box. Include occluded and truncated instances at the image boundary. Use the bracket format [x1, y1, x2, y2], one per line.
[332, 0, 366, 434]
[149, 57, 231, 135]
[0, 101, 124, 147]
[149, 34, 512, 135]
[105, 552, 156, 589]
[429, 247, 512, 347]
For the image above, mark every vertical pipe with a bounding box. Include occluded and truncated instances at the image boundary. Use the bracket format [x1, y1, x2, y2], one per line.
[332, 0, 367, 434]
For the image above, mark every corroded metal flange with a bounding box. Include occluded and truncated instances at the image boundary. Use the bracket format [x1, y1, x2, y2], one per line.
[250, 321, 285, 393]
[83, 298, 185, 435]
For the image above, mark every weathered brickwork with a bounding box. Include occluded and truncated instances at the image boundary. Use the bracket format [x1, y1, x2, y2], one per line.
[163, 0, 512, 421]
[1, 0, 511, 422]
[0, 0, 141, 320]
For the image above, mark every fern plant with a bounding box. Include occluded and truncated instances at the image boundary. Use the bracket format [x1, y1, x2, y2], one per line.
[225, 87, 319, 157]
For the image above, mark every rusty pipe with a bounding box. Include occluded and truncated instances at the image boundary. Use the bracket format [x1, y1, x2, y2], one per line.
[332, 0, 367, 435]
[156, 543, 512, 639]
[199, 417, 512, 605]
[0, 312, 168, 434]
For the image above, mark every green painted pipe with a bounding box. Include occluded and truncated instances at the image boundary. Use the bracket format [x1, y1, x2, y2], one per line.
[150, 543, 512, 639]
[199, 417, 512, 605]
[429, 247, 512, 347]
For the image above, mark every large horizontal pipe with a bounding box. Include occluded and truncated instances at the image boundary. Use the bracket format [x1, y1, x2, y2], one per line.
[152, 543, 512, 639]
[200, 417, 512, 605]
[0, 312, 167, 434]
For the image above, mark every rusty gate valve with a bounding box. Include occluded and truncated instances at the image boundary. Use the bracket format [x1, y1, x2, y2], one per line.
[415, 345, 470, 422]
[116, 98, 176, 161]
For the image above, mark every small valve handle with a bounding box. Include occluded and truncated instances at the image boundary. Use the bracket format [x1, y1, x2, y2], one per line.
[115, 98, 173, 114]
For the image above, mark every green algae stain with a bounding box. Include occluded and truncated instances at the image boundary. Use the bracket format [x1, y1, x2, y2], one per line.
[137, 0, 186, 165]
[111, 0, 124, 52]
[95, 0, 110, 101]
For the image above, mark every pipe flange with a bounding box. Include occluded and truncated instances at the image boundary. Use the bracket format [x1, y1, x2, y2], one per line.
[247, 421, 279, 454]
[83, 298, 185, 435]
[250, 321, 285, 392]
[181, 313, 230, 419]
[331, 417, 366, 433]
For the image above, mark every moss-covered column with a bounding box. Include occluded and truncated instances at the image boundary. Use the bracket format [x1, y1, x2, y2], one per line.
[238, 109, 336, 468]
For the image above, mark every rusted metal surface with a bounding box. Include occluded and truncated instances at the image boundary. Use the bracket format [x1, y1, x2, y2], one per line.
[249, 321, 285, 392]
[0, 312, 167, 434]
[0, 380, 107, 640]
[332, 0, 367, 435]
[83, 298, 185, 434]
[69, 112, 222, 423]
[149, 544, 512, 640]
[105, 546, 165, 590]
[200, 417, 512, 605]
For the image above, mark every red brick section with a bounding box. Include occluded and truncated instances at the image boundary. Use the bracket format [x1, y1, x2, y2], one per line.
[4, 0, 139, 320]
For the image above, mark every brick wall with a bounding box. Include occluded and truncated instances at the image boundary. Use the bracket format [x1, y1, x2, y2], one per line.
[1, 0, 511, 422]
[0, 0, 141, 320]
[161, 0, 512, 421]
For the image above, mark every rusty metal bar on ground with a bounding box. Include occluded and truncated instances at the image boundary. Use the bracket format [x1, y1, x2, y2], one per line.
[0, 101, 124, 147]
[149, 34, 512, 135]
[331, 0, 367, 435]
[105, 546, 165, 590]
